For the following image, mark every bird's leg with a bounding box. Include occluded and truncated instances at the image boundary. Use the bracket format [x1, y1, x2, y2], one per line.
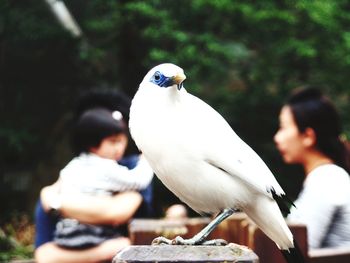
[189, 208, 235, 244]
[152, 208, 235, 246]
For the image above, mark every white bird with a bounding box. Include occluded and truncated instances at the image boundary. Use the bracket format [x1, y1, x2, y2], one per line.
[129, 63, 304, 263]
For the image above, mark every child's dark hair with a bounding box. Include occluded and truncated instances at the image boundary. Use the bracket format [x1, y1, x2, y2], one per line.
[287, 87, 350, 173]
[72, 107, 127, 155]
[75, 88, 131, 122]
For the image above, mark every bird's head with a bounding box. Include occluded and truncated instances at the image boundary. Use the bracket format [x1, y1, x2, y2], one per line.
[142, 63, 186, 91]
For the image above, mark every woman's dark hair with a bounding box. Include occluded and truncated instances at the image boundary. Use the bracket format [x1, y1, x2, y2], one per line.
[287, 87, 350, 173]
[72, 107, 127, 154]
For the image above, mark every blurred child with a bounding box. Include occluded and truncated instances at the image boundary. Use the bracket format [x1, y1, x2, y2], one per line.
[53, 107, 153, 248]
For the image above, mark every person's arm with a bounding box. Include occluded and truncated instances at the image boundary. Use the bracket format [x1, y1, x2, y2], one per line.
[35, 237, 130, 263]
[103, 155, 154, 191]
[41, 183, 142, 225]
[165, 204, 188, 219]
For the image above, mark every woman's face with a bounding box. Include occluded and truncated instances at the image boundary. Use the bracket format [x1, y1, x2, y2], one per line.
[274, 106, 306, 164]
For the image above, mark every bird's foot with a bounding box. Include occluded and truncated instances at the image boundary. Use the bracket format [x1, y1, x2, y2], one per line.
[151, 236, 228, 246]
[151, 236, 173, 245]
[202, 239, 228, 246]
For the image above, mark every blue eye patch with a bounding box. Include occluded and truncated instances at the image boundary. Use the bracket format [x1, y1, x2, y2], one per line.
[150, 71, 174, 88]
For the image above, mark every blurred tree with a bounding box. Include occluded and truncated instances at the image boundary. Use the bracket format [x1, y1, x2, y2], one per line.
[0, 0, 349, 218]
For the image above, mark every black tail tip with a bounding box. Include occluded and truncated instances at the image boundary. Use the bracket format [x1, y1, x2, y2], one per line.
[281, 239, 305, 263]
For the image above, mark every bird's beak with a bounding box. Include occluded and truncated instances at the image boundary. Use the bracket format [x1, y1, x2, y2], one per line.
[173, 72, 186, 90]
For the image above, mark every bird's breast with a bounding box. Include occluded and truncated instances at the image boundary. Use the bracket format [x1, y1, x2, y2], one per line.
[130, 91, 186, 156]
[129, 89, 254, 214]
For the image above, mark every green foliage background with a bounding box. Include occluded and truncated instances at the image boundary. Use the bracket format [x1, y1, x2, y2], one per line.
[1, 0, 350, 220]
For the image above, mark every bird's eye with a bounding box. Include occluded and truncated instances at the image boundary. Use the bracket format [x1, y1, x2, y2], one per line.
[150, 71, 170, 87]
[154, 71, 161, 81]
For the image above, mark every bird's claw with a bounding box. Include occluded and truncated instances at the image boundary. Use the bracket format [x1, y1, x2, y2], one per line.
[151, 236, 194, 245]
[172, 236, 195, 245]
[202, 238, 228, 246]
[152, 236, 228, 246]
[151, 236, 173, 245]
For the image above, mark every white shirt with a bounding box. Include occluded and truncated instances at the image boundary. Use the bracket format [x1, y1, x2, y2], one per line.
[59, 153, 154, 196]
[288, 164, 350, 248]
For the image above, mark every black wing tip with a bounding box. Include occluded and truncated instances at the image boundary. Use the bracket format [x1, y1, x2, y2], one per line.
[269, 187, 295, 217]
[281, 239, 306, 263]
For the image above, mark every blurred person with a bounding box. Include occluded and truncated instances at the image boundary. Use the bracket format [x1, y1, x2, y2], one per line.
[72, 88, 154, 216]
[165, 204, 188, 219]
[52, 107, 153, 249]
[34, 89, 154, 262]
[35, 189, 141, 263]
[274, 87, 350, 249]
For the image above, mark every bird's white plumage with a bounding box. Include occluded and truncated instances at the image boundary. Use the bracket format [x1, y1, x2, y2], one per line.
[129, 63, 294, 250]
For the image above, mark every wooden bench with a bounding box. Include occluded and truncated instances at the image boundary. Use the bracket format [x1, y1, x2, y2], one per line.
[309, 247, 350, 263]
[242, 221, 308, 263]
[128, 214, 350, 263]
[129, 217, 211, 245]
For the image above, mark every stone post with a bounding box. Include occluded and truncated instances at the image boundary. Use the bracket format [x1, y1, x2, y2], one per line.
[113, 243, 259, 263]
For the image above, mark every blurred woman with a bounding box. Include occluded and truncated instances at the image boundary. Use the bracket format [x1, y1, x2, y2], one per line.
[274, 87, 350, 249]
